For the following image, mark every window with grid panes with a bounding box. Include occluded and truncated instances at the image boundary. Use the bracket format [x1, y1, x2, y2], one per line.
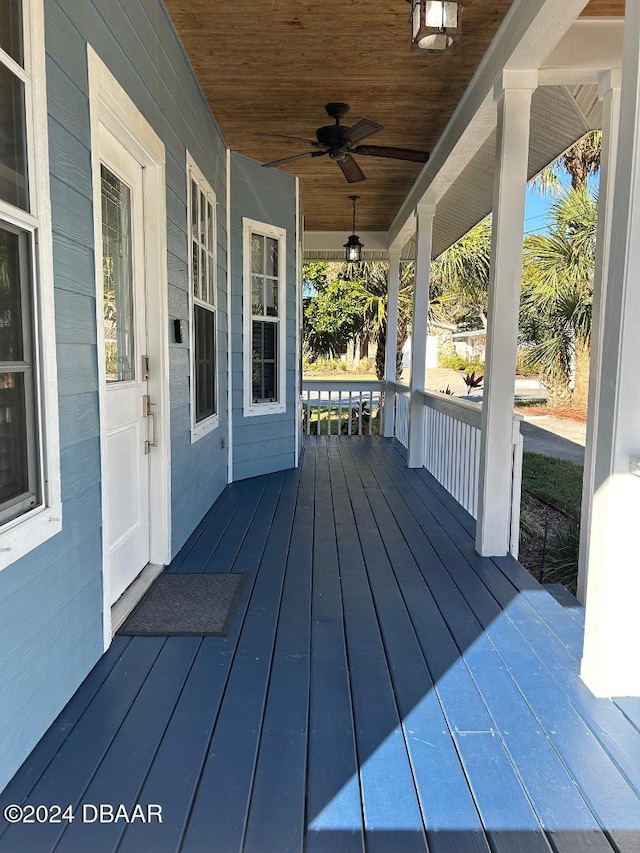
[0, 0, 42, 523]
[249, 229, 281, 404]
[188, 158, 217, 432]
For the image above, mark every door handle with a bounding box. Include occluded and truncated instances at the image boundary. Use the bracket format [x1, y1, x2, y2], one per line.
[143, 394, 157, 454]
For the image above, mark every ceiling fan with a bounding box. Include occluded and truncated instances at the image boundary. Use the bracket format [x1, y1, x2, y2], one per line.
[257, 102, 430, 183]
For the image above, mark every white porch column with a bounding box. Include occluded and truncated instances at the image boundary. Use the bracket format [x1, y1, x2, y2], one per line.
[476, 73, 535, 556]
[577, 71, 621, 604]
[407, 204, 435, 468]
[383, 248, 402, 437]
[581, 8, 640, 698]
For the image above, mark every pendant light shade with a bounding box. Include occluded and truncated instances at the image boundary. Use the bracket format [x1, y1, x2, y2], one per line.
[407, 0, 462, 53]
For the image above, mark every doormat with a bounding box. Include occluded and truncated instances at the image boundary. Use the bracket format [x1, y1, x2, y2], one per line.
[117, 572, 246, 636]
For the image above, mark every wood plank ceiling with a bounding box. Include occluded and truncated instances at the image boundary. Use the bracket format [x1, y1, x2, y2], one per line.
[164, 0, 624, 233]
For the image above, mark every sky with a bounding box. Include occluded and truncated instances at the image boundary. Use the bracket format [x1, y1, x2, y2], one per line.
[524, 185, 557, 236]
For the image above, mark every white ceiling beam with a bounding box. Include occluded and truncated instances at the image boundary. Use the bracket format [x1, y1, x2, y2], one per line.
[303, 231, 388, 254]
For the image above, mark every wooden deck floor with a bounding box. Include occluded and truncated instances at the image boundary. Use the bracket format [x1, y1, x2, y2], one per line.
[1, 437, 639, 853]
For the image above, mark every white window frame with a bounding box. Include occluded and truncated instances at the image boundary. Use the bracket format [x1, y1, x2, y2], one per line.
[187, 153, 219, 440]
[243, 218, 286, 417]
[0, 0, 61, 572]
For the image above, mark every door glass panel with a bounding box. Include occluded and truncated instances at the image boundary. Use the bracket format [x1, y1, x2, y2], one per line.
[0, 0, 23, 65]
[101, 165, 135, 382]
[0, 63, 28, 210]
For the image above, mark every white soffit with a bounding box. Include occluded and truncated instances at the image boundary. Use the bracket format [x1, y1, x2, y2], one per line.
[539, 18, 623, 84]
[431, 83, 600, 258]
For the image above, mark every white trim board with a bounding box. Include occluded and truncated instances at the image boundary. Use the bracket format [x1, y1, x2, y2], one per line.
[186, 150, 220, 443]
[87, 47, 171, 651]
[242, 217, 287, 418]
[226, 148, 233, 482]
[0, 0, 62, 572]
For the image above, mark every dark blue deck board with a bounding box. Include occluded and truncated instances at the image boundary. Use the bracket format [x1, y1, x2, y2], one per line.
[305, 439, 365, 853]
[361, 438, 616, 853]
[168, 478, 252, 573]
[55, 637, 202, 853]
[335, 443, 491, 853]
[342, 441, 556, 853]
[201, 473, 272, 573]
[2, 437, 637, 853]
[241, 446, 315, 853]
[368, 439, 640, 803]
[326, 441, 427, 853]
[180, 467, 300, 852]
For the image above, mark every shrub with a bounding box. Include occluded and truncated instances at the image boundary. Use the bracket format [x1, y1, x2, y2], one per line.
[303, 357, 348, 373]
[438, 351, 468, 370]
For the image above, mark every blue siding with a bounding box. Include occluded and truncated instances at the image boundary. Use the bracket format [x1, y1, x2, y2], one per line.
[230, 153, 298, 481]
[0, 0, 230, 793]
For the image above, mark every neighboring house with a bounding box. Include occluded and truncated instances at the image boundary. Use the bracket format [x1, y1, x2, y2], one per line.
[452, 328, 487, 363]
[403, 321, 456, 369]
[0, 0, 300, 791]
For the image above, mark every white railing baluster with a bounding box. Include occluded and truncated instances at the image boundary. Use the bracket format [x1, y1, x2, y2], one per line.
[301, 380, 385, 438]
[416, 390, 525, 545]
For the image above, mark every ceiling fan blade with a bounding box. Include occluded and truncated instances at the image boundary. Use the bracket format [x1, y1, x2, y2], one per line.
[262, 150, 327, 168]
[344, 119, 384, 145]
[255, 132, 322, 147]
[353, 144, 430, 163]
[337, 154, 366, 184]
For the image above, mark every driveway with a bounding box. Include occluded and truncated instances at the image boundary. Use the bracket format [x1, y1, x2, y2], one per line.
[519, 415, 586, 465]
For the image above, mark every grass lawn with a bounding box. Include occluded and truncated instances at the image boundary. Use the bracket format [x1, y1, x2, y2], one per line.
[519, 451, 584, 594]
[522, 451, 584, 516]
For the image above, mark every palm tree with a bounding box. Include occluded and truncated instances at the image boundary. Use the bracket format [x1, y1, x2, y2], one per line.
[530, 130, 602, 195]
[520, 187, 597, 406]
[430, 217, 492, 329]
[343, 261, 415, 380]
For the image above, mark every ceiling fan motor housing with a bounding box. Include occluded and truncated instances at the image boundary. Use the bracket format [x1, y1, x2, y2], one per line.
[316, 124, 348, 148]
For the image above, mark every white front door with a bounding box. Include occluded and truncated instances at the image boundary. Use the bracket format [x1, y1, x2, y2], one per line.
[98, 126, 151, 605]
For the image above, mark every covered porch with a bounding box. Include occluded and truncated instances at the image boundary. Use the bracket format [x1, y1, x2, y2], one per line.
[1, 437, 638, 852]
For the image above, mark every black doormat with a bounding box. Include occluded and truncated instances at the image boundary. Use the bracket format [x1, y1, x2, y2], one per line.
[117, 572, 246, 636]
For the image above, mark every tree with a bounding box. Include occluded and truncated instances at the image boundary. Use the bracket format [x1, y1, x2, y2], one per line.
[430, 217, 492, 329]
[303, 275, 363, 360]
[520, 187, 597, 407]
[342, 261, 415, 380]
[530, 130, 602, 195]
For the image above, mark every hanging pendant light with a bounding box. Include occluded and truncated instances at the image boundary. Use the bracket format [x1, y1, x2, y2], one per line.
[344, 195, 364, 263]
[406, 1, 462, 53]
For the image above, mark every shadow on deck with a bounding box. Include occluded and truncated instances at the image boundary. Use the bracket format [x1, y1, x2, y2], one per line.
[1, 437, 638, 853]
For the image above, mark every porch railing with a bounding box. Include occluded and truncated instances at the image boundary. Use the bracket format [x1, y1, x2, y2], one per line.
[391, 387, 523, 558]
[302, 380, 384, 436]
[392, 383, 410, 448]
[422, 391, 483, 518]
